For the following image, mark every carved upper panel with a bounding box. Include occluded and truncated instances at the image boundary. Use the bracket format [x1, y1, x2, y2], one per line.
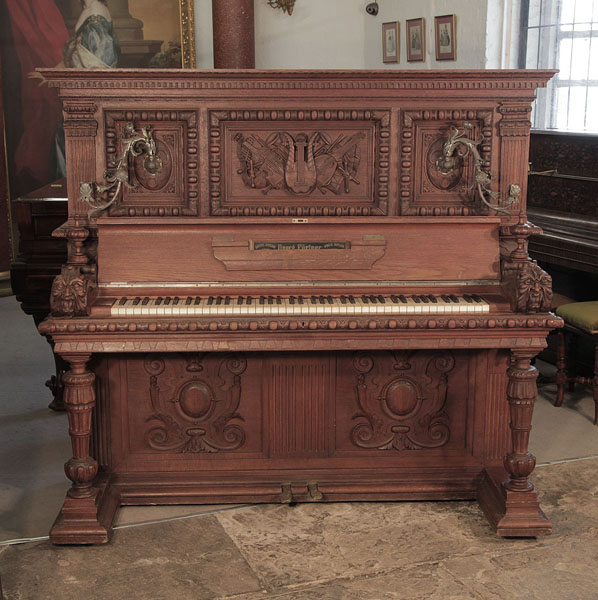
[400, 109, 493, 216]
[209, 109, 390, 217]
[104, 110, 199, 217]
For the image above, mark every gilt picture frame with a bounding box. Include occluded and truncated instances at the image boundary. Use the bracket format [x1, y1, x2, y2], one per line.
[406, 18, 425, 62]
[435, 14, 456, 61]
[0, 0, 196, 203]
[382, 21, 400, 63]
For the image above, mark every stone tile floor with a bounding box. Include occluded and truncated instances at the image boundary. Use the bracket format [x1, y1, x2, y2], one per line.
[1, 456, 598, 599]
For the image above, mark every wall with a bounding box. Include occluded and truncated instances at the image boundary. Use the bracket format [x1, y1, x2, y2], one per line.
[194, 0, 366, 69]
[194, 0, 516, 70]
[364, 0, 489, 69]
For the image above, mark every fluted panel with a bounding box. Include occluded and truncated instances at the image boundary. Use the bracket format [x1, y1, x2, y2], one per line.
[268, 360, 329, 457]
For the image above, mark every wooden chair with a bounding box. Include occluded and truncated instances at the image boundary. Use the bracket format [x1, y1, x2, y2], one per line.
[555, 301, 598, 424]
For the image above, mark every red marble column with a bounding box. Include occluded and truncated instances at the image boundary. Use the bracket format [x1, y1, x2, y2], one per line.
[212, 0, 255, 69]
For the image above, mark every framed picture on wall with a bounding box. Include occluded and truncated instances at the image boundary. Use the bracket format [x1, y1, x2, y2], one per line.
[434, 14, 456, 61]
[406, 18, 425, 62]
[382, 21, 400, 63]
[0, 0, 196, 203]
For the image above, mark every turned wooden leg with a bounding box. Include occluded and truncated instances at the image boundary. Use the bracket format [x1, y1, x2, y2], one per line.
[555, 329, 567, 408]
[46, 349, 68, 412]
[568, 333, 577, 392]
[477, 349, 551, 537]
[50, 353, 118, 544]
[504, 351, 539, 493]
[62, 355, 98, 498]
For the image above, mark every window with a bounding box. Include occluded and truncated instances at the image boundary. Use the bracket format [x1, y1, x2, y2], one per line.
[522, 0, 598, 131]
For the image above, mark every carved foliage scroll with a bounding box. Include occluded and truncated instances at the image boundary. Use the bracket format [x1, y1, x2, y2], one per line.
[104, 110, 199, 217]
[400, 109, 493, 216]
[143, 354, 247, 453]
[351, 350, 455, 451]
[209, 108, 391, 217]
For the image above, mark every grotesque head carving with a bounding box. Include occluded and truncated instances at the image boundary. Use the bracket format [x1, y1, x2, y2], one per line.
[50, 265, 92, 317]
[517, 260, 552, 313]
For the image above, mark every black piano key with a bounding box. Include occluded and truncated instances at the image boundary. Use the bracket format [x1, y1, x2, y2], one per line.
[340, 296, 347, 304]
[276, 296, 282, 304]
[369, 295, 378, 303]
[224, 297, 231, 305]
[413, 296, 421, 303]
[311, 296, 317, 304]
[421, 296, 430, 304]
[237, 297, 243, 305]
[194, 297, 201, 305]
[185, 297, 192, 305]
[441, 295, 451, 303]
[207, 296, 214, 306]
[132, 297, 141, 306]
[450, 294, 460, 303]
[164, 297, 172, 305]
[215, 296, 222, 305]
[399, 295, 408, 303]
[319, 296, 326, 304]
[247, 296, 253, 305]
[362, 295, 369, 304]
[463, 294, 473, 303]
[260, 296, 265, 305]
[349, 296, 356, 304]
[142, 297, 150, 306]
[472, 294, 484, 303]
[377, 295, 386, 303]
[173, 297, 180, 305]
[289, 296, 296, 304]
[298, 296, 304, 304]
[326, 295, 333, 304]
[118, 297, 127, 306]
[155, 297, 163, 306]
[429, 295, 438, 304]
[266, 296, 273, 305]
[390, 295, 399, 303]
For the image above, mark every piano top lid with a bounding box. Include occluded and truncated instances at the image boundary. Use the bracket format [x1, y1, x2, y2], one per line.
[37, 68, 557, 98]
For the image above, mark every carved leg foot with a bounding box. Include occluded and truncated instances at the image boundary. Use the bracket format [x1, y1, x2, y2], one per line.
[50, 354, 118, 544]
[478, 350, 551, 537]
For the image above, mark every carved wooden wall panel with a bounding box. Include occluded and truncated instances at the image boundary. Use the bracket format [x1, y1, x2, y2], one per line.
[333, 350, 472, 456]
[104, 110, 199, 217]
[112, 353, 265, 464]
[400, 109, 493, 216]
[209, 109, 391, 216]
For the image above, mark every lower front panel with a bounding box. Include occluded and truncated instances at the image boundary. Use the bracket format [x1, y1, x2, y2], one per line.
[91, 349, 510, 502]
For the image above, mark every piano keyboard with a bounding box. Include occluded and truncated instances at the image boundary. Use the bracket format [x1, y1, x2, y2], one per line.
[110, 294, 490, 316]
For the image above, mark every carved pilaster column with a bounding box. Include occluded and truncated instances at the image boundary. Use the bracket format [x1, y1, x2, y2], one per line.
[50, 353, 117, 544]
[477, 347, 552, 536]
[504, 350, 538, 492]
[62, 354, 98, 499]
[497, 102, 533, 223]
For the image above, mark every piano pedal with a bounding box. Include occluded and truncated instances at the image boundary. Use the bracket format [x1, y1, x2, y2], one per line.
[307, 481, 324, 501]
[280, 483, 293, 504]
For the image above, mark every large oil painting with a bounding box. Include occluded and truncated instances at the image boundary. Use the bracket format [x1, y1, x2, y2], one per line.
[0, 0, 195, 201]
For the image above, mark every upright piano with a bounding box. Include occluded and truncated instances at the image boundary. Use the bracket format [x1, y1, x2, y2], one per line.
[38, 68, 561, 544]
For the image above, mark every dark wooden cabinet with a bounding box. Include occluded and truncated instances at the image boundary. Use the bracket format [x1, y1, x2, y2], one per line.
[10, 180, 68, 410]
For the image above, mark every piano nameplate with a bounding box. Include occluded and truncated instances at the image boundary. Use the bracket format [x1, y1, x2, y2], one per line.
[253, 241, 348, 250]
[213, 235, 386, 270]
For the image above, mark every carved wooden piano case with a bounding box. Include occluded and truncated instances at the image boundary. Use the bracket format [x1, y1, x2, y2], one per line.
[38, 68, 562, 544]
